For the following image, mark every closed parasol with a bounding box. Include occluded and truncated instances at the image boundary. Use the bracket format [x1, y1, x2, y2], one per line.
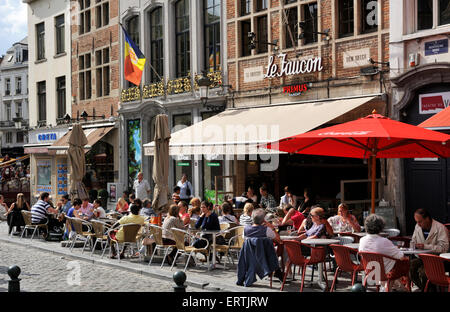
[68, 123, 89, 201]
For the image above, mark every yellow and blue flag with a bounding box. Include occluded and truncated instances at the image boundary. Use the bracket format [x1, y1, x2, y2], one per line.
[122, 25, 146, 86]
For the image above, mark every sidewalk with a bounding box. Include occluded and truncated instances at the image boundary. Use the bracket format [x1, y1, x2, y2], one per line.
[0, 222, 355, 292]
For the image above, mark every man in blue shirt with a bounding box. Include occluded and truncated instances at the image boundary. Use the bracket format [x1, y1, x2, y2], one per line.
[61, 194, 71, 215]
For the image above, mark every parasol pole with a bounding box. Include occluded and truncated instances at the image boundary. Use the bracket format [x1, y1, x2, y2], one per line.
[371, 155, 376, 214]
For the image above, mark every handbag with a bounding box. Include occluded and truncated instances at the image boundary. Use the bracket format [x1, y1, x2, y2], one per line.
[186, 183, 191, 197]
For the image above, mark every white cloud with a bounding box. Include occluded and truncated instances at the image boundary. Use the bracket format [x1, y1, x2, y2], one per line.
[0, 0, 28, 54]
[0, 0, 27, 35]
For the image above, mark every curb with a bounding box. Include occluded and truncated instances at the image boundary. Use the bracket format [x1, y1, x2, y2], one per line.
[0, 236, 246, 292]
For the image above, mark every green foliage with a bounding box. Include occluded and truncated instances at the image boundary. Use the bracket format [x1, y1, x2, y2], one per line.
[204, 189, 224, 205]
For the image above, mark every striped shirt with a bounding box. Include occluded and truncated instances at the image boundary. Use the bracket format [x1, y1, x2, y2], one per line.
[31, 199, 50, 224]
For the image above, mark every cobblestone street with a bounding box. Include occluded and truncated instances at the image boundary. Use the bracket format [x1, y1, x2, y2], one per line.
[0, 240, 207, 292]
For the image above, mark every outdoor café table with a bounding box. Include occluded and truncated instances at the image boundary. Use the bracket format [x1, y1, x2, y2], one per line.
[399, 248, 433, 256]
[440, 253, 450, 259]
[280, 235, 302, 241]
[344, 243, 360, 250]
[198, 230, 223, 270]
[301, 238, 340, 290]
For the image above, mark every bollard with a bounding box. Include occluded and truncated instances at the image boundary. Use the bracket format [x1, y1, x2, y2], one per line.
[8, 265, 21, 292]
[173, 271, 187, 292]
[351, 283, 366, 292]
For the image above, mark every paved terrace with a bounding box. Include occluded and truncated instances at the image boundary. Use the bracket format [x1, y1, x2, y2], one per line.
[0, 222, 390, 292]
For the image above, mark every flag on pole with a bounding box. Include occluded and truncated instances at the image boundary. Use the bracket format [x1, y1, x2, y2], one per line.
[122, 25, 146, 86]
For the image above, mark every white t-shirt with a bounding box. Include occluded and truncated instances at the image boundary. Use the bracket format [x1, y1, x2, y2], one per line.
[134, 179, 151, 200]
[359, 234, 404, 273]
[94, 207, 106, 218]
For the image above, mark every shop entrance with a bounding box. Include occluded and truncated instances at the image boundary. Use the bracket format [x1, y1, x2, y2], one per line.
[401, 83, 450, 233]
[83, 141, 114, 200]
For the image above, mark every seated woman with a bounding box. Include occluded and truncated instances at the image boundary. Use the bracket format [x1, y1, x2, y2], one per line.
[327, 203, 361, 233]
[239, 203, 254, 226]
[177, 201, 190, 226]
[298, 188, 316, 216]
[298, 207, 333, 240]
[279, 204, 305, 232]
[219, 202, 239, 224]
[162, 204, 186, 265]
[6, 193, 30, 235]
[188, 197, 201, 220]
[115, 197, 129, 214]
[359, 214, 405, 291]
[194, 201, 225, 249]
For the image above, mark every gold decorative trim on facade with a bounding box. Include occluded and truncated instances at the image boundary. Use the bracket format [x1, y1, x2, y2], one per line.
[120, 86, 141, 102]
[143, 79, 165, 99]
[120, 71, 223, 103]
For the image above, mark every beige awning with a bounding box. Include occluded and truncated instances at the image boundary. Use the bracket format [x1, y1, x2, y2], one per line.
[48, 126, 114, 154]
[143, 96, 377, 156]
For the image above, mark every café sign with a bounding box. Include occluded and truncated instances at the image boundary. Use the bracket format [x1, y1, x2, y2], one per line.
[264, 53, 323, 78]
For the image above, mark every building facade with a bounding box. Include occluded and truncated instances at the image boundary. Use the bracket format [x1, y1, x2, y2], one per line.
[119, 0, 229, 200]
[0, 38, 29, 158]
[389, 0, 450, 232]
[218, 0, 390, 220]
[23, 0, 72, 202]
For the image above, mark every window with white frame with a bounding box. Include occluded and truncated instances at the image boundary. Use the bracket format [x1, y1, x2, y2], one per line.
[5, 103, 11, 121]
[55, 14, 65, 55]
[175, 0, 190, 77]
[16, 102, 22, 118]
[150, 7, 164, 83]
[16, 77, 22, 94]
[36, 22, 45, 60]
[204, 0, 221, 71]
[5, 132, 12, 144]
[56, 76, 66, 119]
[417, 0, 450, 31]
[5, 78, 10, 95]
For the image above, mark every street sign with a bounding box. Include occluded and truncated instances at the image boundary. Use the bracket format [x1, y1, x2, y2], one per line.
[425, 39, 448, 56]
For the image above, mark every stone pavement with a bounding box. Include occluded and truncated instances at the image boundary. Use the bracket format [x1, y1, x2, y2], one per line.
[0, 222, 360, 292]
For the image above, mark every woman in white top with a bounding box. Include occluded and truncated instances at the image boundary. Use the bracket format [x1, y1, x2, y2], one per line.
[359, 214, 406, 291]
[218, 202, 239, 224]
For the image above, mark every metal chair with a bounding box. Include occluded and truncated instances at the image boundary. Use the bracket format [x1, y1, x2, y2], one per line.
[90, 220, 111, 256]
[147, 224, 176, 268]
[68, 217, 94, 253]
[216, 226, 245, 269]
[103, 223, 142, 262]
[20, 211, 48, 240]
[329, 244, 364, 291]
[418, 253, 450, 292]
[170, 228, 209, 272]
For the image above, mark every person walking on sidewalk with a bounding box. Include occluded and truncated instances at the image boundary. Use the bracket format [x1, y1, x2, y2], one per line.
[177, 173, 193, 202]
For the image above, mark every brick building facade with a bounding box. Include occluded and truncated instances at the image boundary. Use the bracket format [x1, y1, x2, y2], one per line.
[224, 0, 391, 221]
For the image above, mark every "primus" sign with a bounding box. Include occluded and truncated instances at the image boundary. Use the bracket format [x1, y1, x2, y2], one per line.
[264, 53, 323, 78]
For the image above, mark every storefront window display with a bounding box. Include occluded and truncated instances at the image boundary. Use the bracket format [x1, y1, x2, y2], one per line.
[84, 141, 114, 192]
[36, 159, 52, 193]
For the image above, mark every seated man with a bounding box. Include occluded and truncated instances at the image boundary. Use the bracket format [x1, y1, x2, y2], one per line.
[109, 204, 145, 259]
[259, 186, 277, 210]
[359, 214, 406, 291]
[409, 208, 449, 291]
[327, 203, 361, 233]
[31, 192, 62, 237]
[93, 199, 106, 219]
[238, 208, 283, 286]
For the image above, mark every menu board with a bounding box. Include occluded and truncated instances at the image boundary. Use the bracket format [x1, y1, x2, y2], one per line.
[57, 161, 68, 195]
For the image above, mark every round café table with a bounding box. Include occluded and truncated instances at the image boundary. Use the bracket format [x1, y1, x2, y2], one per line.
[280, 235, 301, 241]
[399, 248, 432, 256]
[198, 230, 223, 270]
[301, 238, 340, 290]
[440, 253, 450, 259]
[344, 243, 360, 250]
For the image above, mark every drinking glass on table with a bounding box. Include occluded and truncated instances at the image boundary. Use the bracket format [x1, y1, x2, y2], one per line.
[397, 241, 404, 249]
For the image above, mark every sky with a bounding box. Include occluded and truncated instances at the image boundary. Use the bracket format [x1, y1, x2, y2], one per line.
[0, 0, 28, 56]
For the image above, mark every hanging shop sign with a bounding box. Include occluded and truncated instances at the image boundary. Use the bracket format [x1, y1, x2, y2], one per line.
[177, 162, 190, 166]
[264, 53, 323, 78]
[419, 91, 450, 114]
[282, 83, 308, 96]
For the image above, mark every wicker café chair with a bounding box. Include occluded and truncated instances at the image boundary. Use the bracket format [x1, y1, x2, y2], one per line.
[21, 210, 48, 240]
[170, 228, 209, 272]
[103, 223, 142, 262]
[215, 226, 245, 269]
[69, 217, 94, 253]
[90, 220, 111, 256]
[148, 225, 176, 268]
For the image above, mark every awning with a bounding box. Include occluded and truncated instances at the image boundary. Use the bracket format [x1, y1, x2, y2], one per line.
[143, 96, 377, 155]
[418, 106, 450, 130]
[48, 126, 114, 154]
